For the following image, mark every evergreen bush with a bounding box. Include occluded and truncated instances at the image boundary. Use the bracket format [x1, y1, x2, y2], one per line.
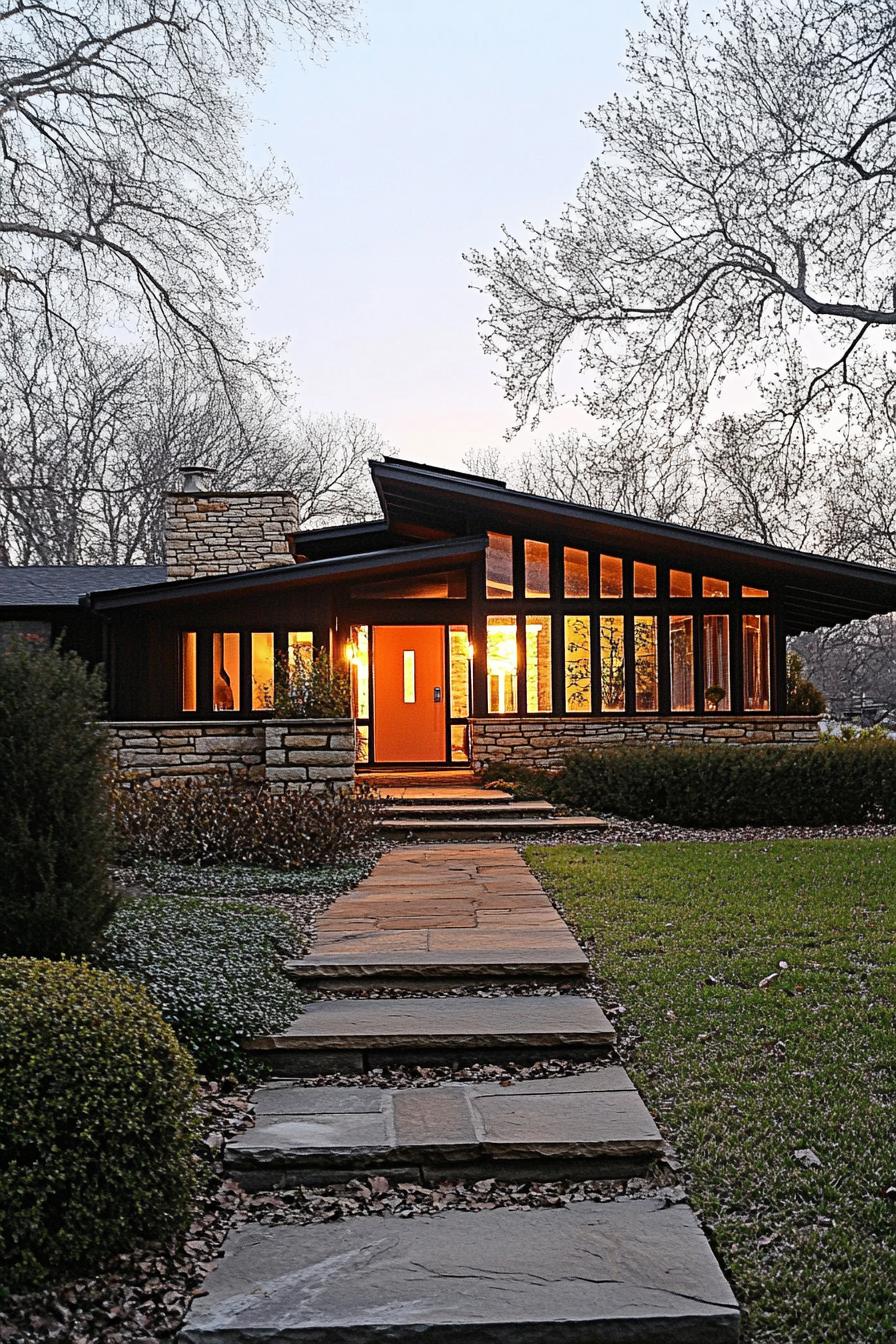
[0, 638, 116, 957]
[0, 958, 198, 1291]
[490, 740, 896, 827]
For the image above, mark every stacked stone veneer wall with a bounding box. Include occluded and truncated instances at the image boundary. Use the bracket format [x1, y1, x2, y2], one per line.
[108, 719, 355, 792]
[470, 716, 821, 771]
[164, 491, 300, 579]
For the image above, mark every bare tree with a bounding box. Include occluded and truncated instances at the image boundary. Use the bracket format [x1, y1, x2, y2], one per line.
[0, 0, 359, 374]
[0, 335, 387, 564]
[467, 0, 896, 439]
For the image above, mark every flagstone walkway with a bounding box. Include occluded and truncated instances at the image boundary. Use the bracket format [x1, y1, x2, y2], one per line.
[180, 839, 741, 1342]
[287, 843, 590, 985]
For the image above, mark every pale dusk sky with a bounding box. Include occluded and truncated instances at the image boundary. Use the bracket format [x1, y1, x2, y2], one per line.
[249, 0, 645, 471]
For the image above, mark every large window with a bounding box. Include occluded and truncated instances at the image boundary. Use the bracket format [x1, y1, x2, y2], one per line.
[251, 632, 274, 710]
[599, 616, 625, 712]
[564, 615, 592, 712]
[526, 615, 552, 712]
[486, 532, 514, 598]
[524, 540, 550, 598]
[449, 624, 472, 761]
[703, 615, 730, 711]
[181, 632, 197, 712]
[634, 615, 658, 711]
[212, 632, 240, 712]
[487, 615, 518, 713]
[743, 614, 770, 710]
[669, 615, 695, 712]
[564, 547, 589, 598]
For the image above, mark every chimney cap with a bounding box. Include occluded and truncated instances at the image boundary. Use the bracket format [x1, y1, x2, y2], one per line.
[178, 464, 217, 493]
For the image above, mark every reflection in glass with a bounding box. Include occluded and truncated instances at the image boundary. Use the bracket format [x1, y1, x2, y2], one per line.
[524, 539, 550, 598]
[743, 585, 769, 598]
[703, 615, 730, 710]
[349, 625, 369, 719]
[487, 615, 518, 713]
[600, 554, 623, 597]
[288, 630, 314, 674]
[600, 616, 625, 712]
[564, 547, 590, 598]
[251, 632, 274, 709]
[702, 576, 729, 597]
[565, 615, 592, 712]
[633, 562, 656, 598]
[486, 532, 514, 598]
[669, 569, 692, 597]
[451, 723, 470, 763]
[670, 615, 695, 712]
[743, 614, 770, 710]
[181, 631, 197, 712]
[634, 615, 658, 711]
[212, 632, 240, 712]
[526, 615, 552, 712]
[355, 724, 369, 764]
[449, 624, 471, 718]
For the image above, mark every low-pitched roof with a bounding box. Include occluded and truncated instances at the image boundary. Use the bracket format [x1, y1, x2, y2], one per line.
[86, 536, 487, 609]
[0, 564, 166, 607]
[371, 459, 896, 634]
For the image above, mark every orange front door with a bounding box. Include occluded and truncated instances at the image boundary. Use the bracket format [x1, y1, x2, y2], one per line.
[372, 625, 446, 764]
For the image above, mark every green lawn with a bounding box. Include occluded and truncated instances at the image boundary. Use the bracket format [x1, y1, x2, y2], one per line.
[528, 839, 896, 1344]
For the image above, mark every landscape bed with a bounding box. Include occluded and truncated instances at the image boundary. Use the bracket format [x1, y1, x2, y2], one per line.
[527, 838, 896, 1344]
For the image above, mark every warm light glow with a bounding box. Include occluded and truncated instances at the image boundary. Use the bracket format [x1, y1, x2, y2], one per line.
[449, 625, 472, 719]
[599, 616, 625, 712]
[349, 625, 370, 721]
[524, 539, 550, 598]
[565, 614, 592, 712]
[526, 615, 552, 713]
[487, 615, 518, 713]
[251, 632, 274, 710]
[403, 649, 416, 703]
[633, 562, 657, 598]
[466, 641, 475, 660]
[600, 554, 624, 598]
[181, 632, 197, 712]
[634, 615, 658, 711]
[212, 632, 240, 712]
[670, 615, 695, 712]
[743, 614, 770, 710]
[703, 576, 729, 598]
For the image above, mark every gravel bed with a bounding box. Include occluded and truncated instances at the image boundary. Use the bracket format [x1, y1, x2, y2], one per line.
[240, 1168, 684, 1228]
[283, 1054, 620, 1089]
[533, 816, 896, 846]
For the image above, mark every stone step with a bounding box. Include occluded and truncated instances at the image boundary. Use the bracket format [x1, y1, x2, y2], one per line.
[382, 800, 555, 820]
[381, 815, 607, 839]
[244, 994, 615, 1075]
[178, 1198, 741, 1342]
[373, 788, 514, 805]
[286, 945, 590, 989]
[226, 1068, 663, 1188]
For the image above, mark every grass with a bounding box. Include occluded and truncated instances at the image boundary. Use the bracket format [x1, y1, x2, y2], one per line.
[528, 839, 896, 1344]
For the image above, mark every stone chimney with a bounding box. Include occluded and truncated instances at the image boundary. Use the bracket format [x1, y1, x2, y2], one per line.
[164, 465, 300, 580]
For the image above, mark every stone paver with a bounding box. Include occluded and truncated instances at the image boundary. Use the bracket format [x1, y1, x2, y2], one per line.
[178, 1199, 741, 1343]
[245, 994, 615, 1073]
[287, 844, 589, 985]
[225, 1069, 663, 1185]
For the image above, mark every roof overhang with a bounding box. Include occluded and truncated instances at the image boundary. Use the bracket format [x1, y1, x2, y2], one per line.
[371, 459, 896, 635]
[85, 535, 487, 612]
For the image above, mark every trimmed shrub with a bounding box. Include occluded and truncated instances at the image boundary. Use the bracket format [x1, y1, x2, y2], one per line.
[0, 638, 116, 957]
[787, 651, 827, 714]
[494, 740, 896, 827]
[97, 893, 302, 1076]
[0, 958, 198, 1291]
[113, 780, 383, 867]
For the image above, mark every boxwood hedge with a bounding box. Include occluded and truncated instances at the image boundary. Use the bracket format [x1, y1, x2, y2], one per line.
[488, 740, 896, 827]
[0, 959, 198, 1291]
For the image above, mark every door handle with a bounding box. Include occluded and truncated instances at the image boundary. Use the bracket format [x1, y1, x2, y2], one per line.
[433, 686, 442, 702]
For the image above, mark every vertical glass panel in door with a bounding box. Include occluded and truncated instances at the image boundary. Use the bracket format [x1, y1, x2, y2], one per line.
[181, 632, 197, 712]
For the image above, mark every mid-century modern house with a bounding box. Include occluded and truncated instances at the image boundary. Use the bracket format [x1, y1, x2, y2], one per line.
[3, 457, 896, 785]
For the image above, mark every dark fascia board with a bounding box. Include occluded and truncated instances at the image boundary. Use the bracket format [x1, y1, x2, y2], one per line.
[370, 459, 896, 597]
[85, 535, 488, 611]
